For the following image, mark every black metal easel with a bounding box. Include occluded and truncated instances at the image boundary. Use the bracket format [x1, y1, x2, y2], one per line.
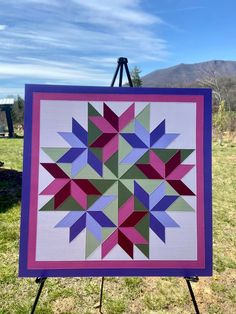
[30, 57, 200, 314]
[31, 277, 47, 314]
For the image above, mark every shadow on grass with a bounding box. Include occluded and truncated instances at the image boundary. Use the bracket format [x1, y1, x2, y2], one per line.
[0, 168, 22, 213]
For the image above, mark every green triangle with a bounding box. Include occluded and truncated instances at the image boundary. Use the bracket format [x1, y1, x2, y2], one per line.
[136, 244, 149, 258]
[121, 120, 134, 133]
[42, 148, 69, 162]
[86, 230, 100, 258]
[88, 195, 101, 208]
[90, 179, 117, 194]
[135, 179, 163, 194]
[134, 196, 148, 211]
[167, 197, 195, 212]
[181, 149, 194, 162]
[103, 164, 117, 179]
[88, 120, 102, 146]
[105, 153, 118, 177]
[119, 136, 132, 162]
[121, 165, 147, 179]
[39, 198, 54, 211]
[118, 181, 132, 207]
[56, 196, 85, 211]
[57, 163, 72, 177]
[75, 164, 102, 179]
[102, 228, 116, 241]
[166, 182, 179, 195]
[135, 215, 149, 240]
[119, 179, 134, 193]
[136, 104, 150, 131]
[119, 164, 133, 178]
[136, 150, 150, 164]
[103, 180, 118, 195]
[152, 149, 178, 163]
[89, 148, 103, 161]
[104, 198, 118, 225]
[88, 102, 101, 116]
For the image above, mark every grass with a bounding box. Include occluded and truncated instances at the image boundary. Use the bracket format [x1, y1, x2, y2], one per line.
[0, 138, 236, 313]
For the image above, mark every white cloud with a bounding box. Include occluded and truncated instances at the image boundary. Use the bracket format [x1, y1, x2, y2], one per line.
[0, 0, 169, 96]
[72, 0, 162, 25]
[0, 25, 7, 31]
[0, 62, 111, 83]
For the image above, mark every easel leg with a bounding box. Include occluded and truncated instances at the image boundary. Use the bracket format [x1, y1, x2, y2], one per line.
[184, 277, 200, 314]
[99, 277, 105, 313]
[30, 277, 47, 314]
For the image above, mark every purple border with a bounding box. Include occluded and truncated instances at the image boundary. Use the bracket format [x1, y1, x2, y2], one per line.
[19, 84, 212, 277]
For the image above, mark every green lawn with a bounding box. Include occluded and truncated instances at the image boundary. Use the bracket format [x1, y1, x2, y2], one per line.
[0, 138, 235, 314]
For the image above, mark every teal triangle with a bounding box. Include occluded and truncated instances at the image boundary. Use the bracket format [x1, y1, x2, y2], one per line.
[75, 164, 102, 179]
[181, 149, 195, 162]
[136, 150, 150, 164]
[42, 148, 69, 162]
[89, 148, 103, 161]
[134, 196, 148, 211]
[88, 121, 102, 146]
[103, 164, 117, 179]
[166, 182, 179, 195]
[152, 149, 178, 163]
[121, 120, 134, 133]
[135, 179, 163, 194]
[167, 197, 195, 212]
[136, 104, 150, 131]
[57, 163, 72, 177]
[88, 195, 101, 208]
[103, 181, 118, 195]
[105, 153, 118, 177]
[121, 165, 147, 179]
[118, 181, 132, 207]
[119, 179, 134, 193]
[102, 228, 116, 241]
[136, 244, 149, 258]
[88, 102, 101, 117]
[89, 179, 117, 195]
[56, 196, 85, 211]
[119, 136, 132, 162]
[86, 230, 100, 258]
[39, 198, 54, 211]
[135, 215, 149, 240]
[104, 198, 118, 225]
[119, 164, 133, 178]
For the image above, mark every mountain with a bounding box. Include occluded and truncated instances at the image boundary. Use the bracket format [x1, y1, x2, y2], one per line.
[141, 60, 236, 87]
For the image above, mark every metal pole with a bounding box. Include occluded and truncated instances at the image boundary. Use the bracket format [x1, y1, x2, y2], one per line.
[124, 62, 133, 87]
[111, 63, 120, 87]
[184, 277, 200, 314]
[30, 277, 47, 314]
[5, 107, 14, 138]
[119, 62, 124, 87]
[99, 276, 105, 313]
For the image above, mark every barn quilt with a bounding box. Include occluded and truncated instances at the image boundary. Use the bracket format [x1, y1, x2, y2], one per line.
[19, 85, 212, 277]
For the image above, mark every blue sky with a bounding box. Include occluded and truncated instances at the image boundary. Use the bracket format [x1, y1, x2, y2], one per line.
[0, 0, 235, 97]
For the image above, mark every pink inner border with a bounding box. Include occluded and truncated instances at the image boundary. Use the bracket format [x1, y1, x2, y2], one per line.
[28, 93, 205, 270]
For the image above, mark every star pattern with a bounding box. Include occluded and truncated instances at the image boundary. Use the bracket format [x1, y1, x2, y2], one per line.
[40, 102, 196, 259]
[102, 196, 147, 258]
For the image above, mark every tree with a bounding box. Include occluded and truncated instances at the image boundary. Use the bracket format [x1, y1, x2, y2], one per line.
[131, 66, 142, 87]
[197, 66, 236, 111]
[213, 100, 229, 145]
[12, 96, 24, 127]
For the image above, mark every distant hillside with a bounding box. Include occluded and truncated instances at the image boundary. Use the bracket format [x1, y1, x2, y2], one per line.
[142, 60, 236, 87]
